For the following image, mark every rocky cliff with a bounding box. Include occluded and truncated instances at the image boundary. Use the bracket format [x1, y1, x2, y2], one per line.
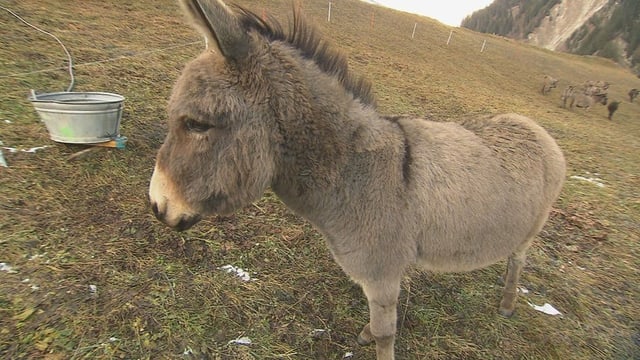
[461, 0, 640, 73]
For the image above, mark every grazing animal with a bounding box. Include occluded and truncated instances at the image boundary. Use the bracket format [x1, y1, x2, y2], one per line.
[629, 88, 639, 102]
[561, 85, 576, 108]
[607, 101, 620, 120]
[563, 87, 607, 110]
[148, 1, 566, 359]
[577, 93, 608, 109]
[541, 75, 558, 95]
[583, 80, 609, 95]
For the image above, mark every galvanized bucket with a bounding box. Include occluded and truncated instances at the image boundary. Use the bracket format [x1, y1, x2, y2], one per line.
[29, 92, 125, 144]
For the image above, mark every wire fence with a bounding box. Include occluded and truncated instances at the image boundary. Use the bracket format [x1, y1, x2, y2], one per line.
[1, 1, 491, 87]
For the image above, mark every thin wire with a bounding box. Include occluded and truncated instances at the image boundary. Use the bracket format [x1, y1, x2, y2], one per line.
[0, 41, 201, 80]
[1, 5, 75, 92]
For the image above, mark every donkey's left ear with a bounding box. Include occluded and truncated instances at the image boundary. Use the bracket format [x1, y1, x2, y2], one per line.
[179, 0, 250, 61]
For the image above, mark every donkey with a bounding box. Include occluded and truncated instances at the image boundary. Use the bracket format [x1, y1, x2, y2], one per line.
[561, 85, 575, 108]
[568, 92, 608, 110]
[149, 1, 566, 359]
[541, 75, 558, 95]
[583, 80, 609, 95]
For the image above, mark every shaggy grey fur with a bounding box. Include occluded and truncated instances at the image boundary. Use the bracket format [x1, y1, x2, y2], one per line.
[149, 1, 567, 359]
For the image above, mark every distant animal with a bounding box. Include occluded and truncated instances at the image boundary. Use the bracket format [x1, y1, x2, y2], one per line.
[571, 93, 608, 110]
[583, 80, 609, 95]
[541, 75, 558, 95]
[561, 85, 576, 108]
[607, 101, 620, 120]
[148, 1, 567, 359]
[629, 88, 639, 102]
[562, 85, 607, 110]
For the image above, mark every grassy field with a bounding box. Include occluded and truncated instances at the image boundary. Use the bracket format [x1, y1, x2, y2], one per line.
[1, 0, 639, 359]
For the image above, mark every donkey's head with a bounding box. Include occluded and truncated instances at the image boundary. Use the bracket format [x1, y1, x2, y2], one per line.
[149, 0, 280, 230]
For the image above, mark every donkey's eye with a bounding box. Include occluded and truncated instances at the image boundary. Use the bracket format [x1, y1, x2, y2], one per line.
[184, 118, 212, 133]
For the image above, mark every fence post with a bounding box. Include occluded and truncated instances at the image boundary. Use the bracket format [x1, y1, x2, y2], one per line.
[411, 22, 417, 39]
[446, 30, 453, 45]
[480, 39, 487, 52]
[327, 2, 332, 22]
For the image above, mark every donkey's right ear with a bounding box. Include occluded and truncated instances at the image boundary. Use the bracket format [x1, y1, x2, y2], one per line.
[178, 0, 250, 62]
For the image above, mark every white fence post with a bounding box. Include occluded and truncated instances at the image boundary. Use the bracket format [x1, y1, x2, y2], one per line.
[411, 22, 417, 39]
[480, 39, 487, 52]
[327, 2, 332, 22]
[446, 30, 453, 45]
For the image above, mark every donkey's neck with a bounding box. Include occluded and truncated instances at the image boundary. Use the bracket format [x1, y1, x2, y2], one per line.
[270, 85, 357, 199]
[270, 83, 404, 223]
[262, 43, 406, 222]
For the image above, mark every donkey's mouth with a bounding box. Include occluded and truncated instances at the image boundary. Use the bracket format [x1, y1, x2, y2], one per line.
[151, 201, 201, 231]
[173, 214, 202, 232]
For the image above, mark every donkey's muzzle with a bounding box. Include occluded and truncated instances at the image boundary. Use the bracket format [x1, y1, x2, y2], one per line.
[151, 201, 201, 231]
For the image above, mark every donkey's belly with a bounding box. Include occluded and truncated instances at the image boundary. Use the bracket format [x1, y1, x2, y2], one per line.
[414, 232, 523, 273]
[412, 187, 540, 273]
[411, 180, 543, 273]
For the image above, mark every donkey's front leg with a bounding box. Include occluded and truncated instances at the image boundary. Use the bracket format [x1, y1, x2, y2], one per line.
[357, 278, 402, 360]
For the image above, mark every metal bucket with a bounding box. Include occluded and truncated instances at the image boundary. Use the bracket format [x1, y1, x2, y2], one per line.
[29, 92, 125, 144]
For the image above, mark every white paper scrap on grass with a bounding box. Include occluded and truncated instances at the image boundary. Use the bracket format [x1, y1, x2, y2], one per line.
[570, 175, 605, 188]
[2, 145, 50, 153]
[228, 336, 252, 346]
[528, 302, 562, 316]
[0, 262, 17, 273]
[343, 352, 354, 358]
[0, 149, 6, 167]
[219, 264, 253, 282]
[0, 141, 6, 167]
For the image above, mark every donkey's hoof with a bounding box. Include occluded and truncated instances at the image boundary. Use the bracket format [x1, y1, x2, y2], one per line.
[499, 307, 515, 317]
[357, 333, 374, 346]
[357, 323, 374, 346]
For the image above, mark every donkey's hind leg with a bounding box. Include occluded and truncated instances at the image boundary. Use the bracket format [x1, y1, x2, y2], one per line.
[499, 242, 531, 317]
[357, 277, 402, 360]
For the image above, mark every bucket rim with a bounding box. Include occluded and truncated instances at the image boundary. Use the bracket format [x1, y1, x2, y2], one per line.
[29, 91, 125, 104]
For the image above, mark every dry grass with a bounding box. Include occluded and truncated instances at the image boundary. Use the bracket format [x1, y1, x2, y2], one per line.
[1, 0, 639, 359]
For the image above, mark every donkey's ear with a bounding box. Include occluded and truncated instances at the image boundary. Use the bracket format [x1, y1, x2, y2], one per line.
[179, 0, 250, 61]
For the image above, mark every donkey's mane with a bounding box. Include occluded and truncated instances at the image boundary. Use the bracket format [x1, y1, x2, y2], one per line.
[232, 4, 376, 106]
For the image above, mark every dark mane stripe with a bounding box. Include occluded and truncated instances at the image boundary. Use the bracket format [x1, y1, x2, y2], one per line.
[232, 4, 376, 106]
